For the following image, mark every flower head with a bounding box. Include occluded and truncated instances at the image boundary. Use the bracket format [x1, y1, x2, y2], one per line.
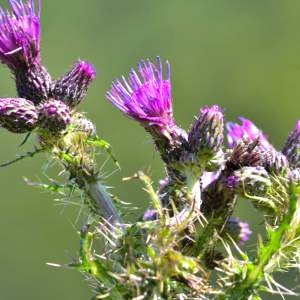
[188, 105, 224, 169]
[226, 117, 270, 149]
[0, 97, 38, 133]
[0, 0, 41, 71]
[53, 60, 96, 108]
[38, 99, 71, 134]
[106, 57, 174, 136]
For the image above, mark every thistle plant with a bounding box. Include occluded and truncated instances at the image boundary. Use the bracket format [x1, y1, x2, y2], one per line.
[1, 1, 300, 300]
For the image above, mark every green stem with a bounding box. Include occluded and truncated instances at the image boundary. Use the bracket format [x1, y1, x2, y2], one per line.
[85, 179, 122, 224]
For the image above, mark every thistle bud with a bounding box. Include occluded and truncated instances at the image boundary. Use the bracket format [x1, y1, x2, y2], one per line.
[71, 113, 96, 136]
[38, 99, 71, 133]
[15, 65, 52, 105]
[282, 121, 300, 168]
[264, 149, 289, 174]
[188, 105, 224, 167]
[0, 98, 38, 133]
[289, 168, 300, 183]
[224, 217, 252, 244]
[227, 166, 271, 197]
[53, 60, 96, 108]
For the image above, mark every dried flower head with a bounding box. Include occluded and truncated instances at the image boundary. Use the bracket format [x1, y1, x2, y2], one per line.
[53, 60, 96, 108]
[38, 99, 71, 133]
[0, 97, 38, 133]
[282, 121, 300, 168]
[227, 117, 271, 149]
[106, 57, 176, 139]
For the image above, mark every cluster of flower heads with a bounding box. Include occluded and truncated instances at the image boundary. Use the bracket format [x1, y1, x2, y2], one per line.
[106, 56, 300, 244]
[0, 0, 96, 135]
[0, 1, 299, 245]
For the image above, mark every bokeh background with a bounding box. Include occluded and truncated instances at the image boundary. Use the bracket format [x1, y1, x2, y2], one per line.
[0, 0, 299, 299]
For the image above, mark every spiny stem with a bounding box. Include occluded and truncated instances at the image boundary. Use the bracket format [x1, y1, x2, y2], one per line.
[85, 179, 122, 224]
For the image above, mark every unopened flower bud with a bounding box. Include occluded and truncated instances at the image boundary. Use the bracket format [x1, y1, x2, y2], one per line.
[71, 113, 96, 136]
[188, 105, 224, 169]
[227, 166, 271, 197]
[0, 98, 38, 133]
[264, 149, 289, 174]
[15, 65, 52, 105]
[224, 217, 252, 244]
[282, 121, 300, 168]
[38, 99, 71, 133]
[289, 168, 300, 183]
[53, 60, 96, 108]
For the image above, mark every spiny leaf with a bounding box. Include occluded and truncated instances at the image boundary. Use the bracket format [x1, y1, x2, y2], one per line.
[23, 177, 73, 194]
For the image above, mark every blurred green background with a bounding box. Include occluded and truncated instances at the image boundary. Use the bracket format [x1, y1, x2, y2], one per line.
[0, 0, 299, 299]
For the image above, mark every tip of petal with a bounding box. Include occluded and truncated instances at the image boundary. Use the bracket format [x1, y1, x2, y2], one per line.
[77, 60, 97, 79]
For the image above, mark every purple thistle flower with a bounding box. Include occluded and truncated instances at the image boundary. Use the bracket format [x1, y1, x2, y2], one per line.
[0, 97, 38, 133]
[282, 121, 300, 168]
[0, 0, 52, 104]
[0, 0, 41, 70]
[38, 99, 71, 133]
[106, 57, 175, 138]
[53, 60, 96, 108]
[226, 117, 271, 149]
[225, 217, 252, 244]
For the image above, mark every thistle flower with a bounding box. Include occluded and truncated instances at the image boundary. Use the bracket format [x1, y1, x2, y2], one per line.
[227, 117, 271, 149]
[282, 121, 300, 168]
[0, 0, 41, 70]
[227, 139, 266, 171]
[53, 60, 96, 108]
[224, 217, 252, 244]
[188, 105, 224, 169]
[106, 57, 178, 140]
[0, 97, 38, 133]
[38, 99, 71, 133]
[0, 0, 51, 104]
